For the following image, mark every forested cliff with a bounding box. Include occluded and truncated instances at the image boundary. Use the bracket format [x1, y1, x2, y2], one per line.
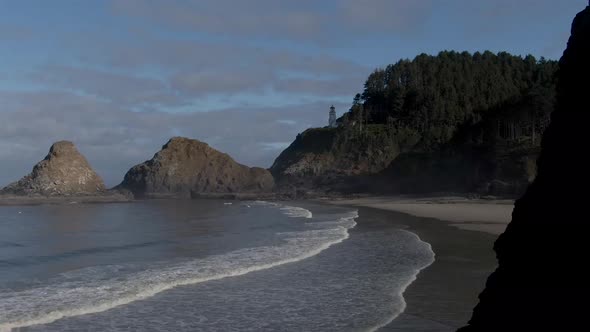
[272, 51, 557, 196]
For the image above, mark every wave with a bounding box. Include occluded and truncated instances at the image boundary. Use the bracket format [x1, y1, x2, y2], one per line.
[0, 208, 357, 331]
[279, 206, 313, 218]
[252, 200, 313, 219]
[365, 230, 435, 332]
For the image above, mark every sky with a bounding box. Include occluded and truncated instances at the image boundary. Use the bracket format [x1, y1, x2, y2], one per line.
[0, 0, 586, 186]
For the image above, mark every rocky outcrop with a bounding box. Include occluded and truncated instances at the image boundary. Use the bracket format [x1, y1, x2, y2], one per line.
[459, 5, 590, 331]
[1, 141, 106, 196]
[271, 122, 537, 197]
[270, 125, 418, 192]
[116, 137, 274, 198]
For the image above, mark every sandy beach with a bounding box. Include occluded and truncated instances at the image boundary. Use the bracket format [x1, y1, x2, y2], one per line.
[327, 196, 514, 235]
[322, 197, 515, 330]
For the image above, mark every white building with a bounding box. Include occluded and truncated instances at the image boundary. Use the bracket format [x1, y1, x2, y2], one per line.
[328, 105, 337, 128]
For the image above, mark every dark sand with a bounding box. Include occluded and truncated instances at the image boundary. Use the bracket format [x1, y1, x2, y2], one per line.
[351, 206, 499, 331]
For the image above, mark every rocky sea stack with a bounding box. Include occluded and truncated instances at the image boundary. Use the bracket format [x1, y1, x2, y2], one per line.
[1, 141, 106, 196]
[459, 5, 590, 331]
[116, 137, 274, 198]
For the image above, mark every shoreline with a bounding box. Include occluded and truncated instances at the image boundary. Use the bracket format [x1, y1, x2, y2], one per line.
[327, 200, 505, 330]
[0, 196, 504, 331]
[325, 196, 514, 235]
[366, 229, 436, 332]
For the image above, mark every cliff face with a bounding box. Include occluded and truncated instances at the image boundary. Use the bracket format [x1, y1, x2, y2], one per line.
[1, 141, 106, 196]
[459, 6, 590, 331]
[272, 124, 538, 197]
[377, 146, 539, 197]
[270, 125, 419, 192]
[117, 137, 274, 198]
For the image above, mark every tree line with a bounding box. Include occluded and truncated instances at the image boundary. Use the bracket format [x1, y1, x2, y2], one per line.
[340, 51, 558, 150]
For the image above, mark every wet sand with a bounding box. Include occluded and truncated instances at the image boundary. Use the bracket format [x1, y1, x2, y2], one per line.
[340, 203, 507, 331]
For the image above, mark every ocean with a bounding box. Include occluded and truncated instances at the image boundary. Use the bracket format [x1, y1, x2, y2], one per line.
[0, 200, 434, 331]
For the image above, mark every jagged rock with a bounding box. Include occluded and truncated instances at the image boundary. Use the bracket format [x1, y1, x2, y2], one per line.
[1, 141, 106, 196]
[116, 137, 274, 198]
[459, 5, 590, 331]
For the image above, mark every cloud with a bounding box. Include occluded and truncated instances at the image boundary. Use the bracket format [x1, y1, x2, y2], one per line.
[110, 0, 325, 42]
[0, 89, 349, 186]
[169, 67, 276, 97]
[339, 0, 435, 32]
[25, 38, 368, 110]
[273, 76, 364, 96]
[31, 65, 182, 107]
[15, 17, 371, 108]
[110, 0, 436, 45]
[0, 24, 33, 41]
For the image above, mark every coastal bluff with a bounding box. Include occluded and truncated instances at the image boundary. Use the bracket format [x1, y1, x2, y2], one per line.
[116, 137, 275, 198]
[271, 51, 557, 198]
[459, 5, 590, 331]
[1, 141, 106, 196]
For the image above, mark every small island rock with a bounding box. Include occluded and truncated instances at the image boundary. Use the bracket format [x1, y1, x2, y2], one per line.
[116, 137, 274, 198]
[1, 141, 106, 196]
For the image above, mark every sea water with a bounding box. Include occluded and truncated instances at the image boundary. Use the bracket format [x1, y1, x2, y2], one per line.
[0, 200, 434, 331]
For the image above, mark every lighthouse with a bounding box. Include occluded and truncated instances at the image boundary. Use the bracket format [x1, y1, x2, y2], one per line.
[328, 105, 337, 128]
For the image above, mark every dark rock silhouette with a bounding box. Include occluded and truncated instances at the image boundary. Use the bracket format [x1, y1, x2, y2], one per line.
[375, 147, 537, 197]
[1, 141, 106, 196]
[116, 137, 274, 198]
[459, 5, 590, 331]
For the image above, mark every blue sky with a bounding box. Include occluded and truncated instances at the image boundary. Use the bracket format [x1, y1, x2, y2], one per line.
[0, 0, 586, 186]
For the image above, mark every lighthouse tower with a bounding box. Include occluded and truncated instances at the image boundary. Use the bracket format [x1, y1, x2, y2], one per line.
[328, 105, 337, 128]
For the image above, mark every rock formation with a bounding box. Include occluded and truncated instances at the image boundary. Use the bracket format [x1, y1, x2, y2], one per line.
[459, 5, 590, 331]
[270, 126, 407, 192]
[271, 124, 536, 197]
[116, 137, 274, 198]
[1, 141, 106, 196]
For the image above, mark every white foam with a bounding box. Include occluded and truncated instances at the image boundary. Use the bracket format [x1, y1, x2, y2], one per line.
[251, 201, 313, 219]
[365, 230, 435, 332]
[279, 206, 313, 219]
[0, 208, 357, 331]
